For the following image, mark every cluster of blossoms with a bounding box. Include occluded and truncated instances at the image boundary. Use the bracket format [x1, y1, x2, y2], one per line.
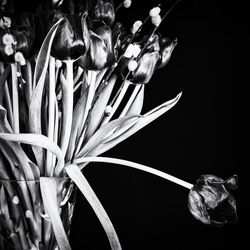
[0, 0, 237, 250]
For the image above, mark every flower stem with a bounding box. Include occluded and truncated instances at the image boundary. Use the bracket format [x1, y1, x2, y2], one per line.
[46, 57, 56, 176]
[73, 156, 193, 189]
[60, 60, 74, 156]
[119, 84, 141, 117]
[10, 63, 19, 133]
[74, 70, 97, 156]
[101, 80, 130, 126]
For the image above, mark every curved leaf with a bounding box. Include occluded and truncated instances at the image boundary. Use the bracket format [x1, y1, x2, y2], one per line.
[66, 163, 121, 250]
[40, 177, 71, 250]
[77, 115, 139, 158]
[0, 133, 64, 176]
[90, 92, 182, 157]
[29, 18, 63, 169]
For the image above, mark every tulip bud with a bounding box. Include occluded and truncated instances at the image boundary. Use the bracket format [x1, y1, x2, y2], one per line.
[51, 12, 89, 61]
[95, 25, 114, 66]
[157, 38, 177, 69]
[188, 175, 237, 226]
[91, 0, 115, 26]
[130, 51, 160, 84]
[77, 30, 107, 70]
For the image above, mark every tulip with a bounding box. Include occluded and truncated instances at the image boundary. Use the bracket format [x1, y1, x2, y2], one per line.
[157, 37, 177, 69]
[50, 12, 89, 61]
[90, 0, 115, 26]
[77, 25, 114, 70]
[188, 174, 238, 226]
[129, 51, 160, 84]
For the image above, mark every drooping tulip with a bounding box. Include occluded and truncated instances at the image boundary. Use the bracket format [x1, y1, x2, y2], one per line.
[90, 0, 115, 26]
[188, 174, 238, 226]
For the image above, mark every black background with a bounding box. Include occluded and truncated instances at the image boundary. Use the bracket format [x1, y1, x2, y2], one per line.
[69, 0, 240, 249]
[11, 0, 241, 249]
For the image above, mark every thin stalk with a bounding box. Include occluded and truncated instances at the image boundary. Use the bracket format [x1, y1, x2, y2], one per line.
[73, 157, 193, 189]
[73, 66, 83, 85]
[10, 63, 19, 133]
[60, 60, 74, 156]
[46, 57, 56, 176]
[101, 80, 130, 126]
[23, 60, 33, 106]
[119, 84, 141, 117]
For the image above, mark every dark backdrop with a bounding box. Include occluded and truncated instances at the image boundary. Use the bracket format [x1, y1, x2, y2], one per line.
[70, 1, 240, 249]
[10, 0, 240, 249]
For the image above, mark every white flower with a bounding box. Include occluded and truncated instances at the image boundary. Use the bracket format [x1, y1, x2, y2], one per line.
[104, 105, 113, 116]
[151, 14, 162, 27]
[4, 44, 14, 56]
[132, 44, 141, 58]
[123, 0, 132, 8]
[14, 52, 26, 65]
[131, 20, 142, 34]
[149, 7, 161, 17]
[124, 44, 134, 58]
[128, 60, 138, 71]
[2, 33, 15, 45]
[12, 196, 19, 205]
[55, 59, 62, 68]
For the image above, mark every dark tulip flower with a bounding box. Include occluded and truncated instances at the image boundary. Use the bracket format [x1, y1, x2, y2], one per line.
[90, 0, 115, 26]
[77, 25, 114, 70]
[157, 37, 177, 69]
[188, 174, 238, 226]
[50, 11, 89, 61]
[129, 51, 160, 84]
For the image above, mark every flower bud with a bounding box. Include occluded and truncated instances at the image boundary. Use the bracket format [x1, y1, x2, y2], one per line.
[188, 175, 237, 226]
[128, 60, 137, 71]
[131, 20, 142, 34]
[151, 14, 161, 27]
[157, 38, 177, 69]
[123, 0, 132, 8]
[130, 51, 160, 84]
[51, 12, 89, 60]
[91, 0, 115, 26]
[77, 30, 107, 70]
[149, 7, 161, 17]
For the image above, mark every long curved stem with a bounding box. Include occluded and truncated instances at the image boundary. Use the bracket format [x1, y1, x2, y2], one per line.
[73, 157, 193, 189]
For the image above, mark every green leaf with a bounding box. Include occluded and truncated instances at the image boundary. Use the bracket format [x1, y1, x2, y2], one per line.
[0, 132, 64, 176]
[90, 92, 182, 157]
[66, 163, 121, 250]
[40, 177, 71, 250]
[76, 115, 139, 158]
[85, 74, 117, 140]
[29, 18, 63, 169]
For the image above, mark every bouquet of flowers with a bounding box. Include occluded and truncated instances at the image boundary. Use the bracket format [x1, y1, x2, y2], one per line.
[0, 0, 238, 249]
